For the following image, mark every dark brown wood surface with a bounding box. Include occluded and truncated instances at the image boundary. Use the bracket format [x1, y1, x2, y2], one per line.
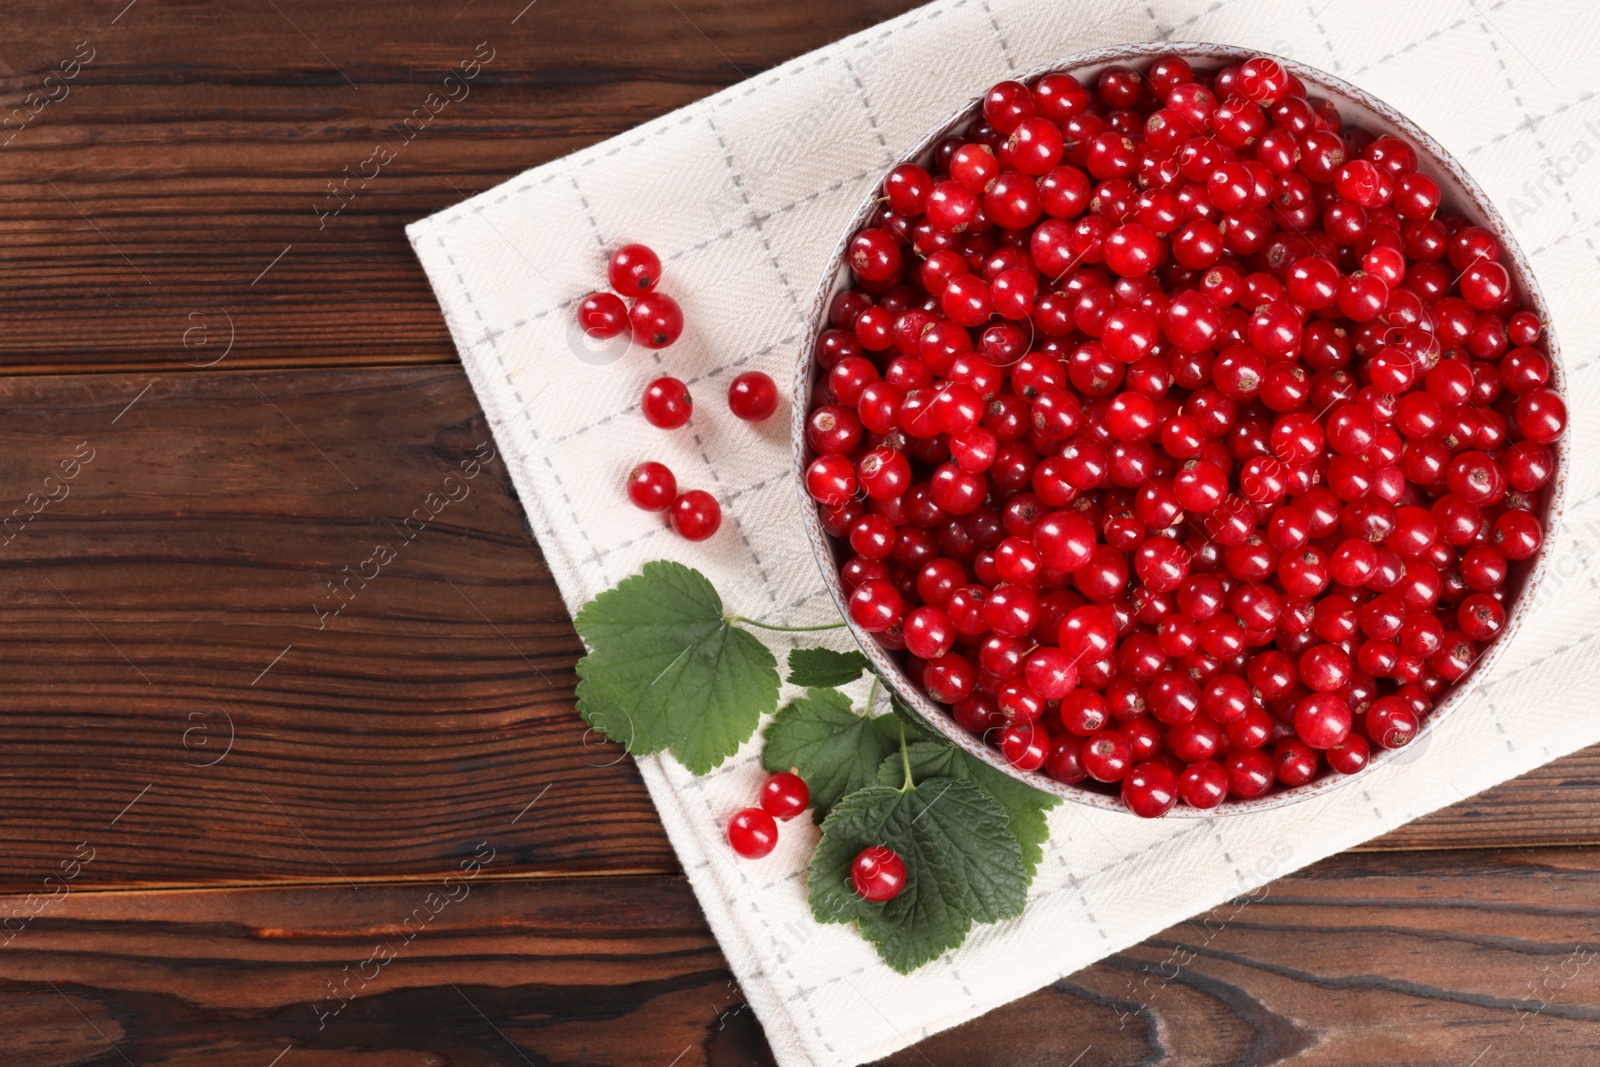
[0, 1, 1593, 1064]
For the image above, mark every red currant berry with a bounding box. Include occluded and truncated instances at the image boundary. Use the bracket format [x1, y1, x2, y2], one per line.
[1366, 696, 1419, 749]
[578, 291, 630, 339]
[608, 243, 662, 294]
[999, 721, 1050, 771]
[1224, 748, 1274, 798]
[642, 376, 693, 428]
[1121, 760, 1179, 818]
[728, 371, 779, 422]
[1178, 760, 1229, 808]
[625, 461, 676, 512]
[1082, 728, 1133, 782]
[629, 292, 683, 348]
[727, 807, 778, 858]
[760, 771, 810, 820]
[1294, 692, 1352, 749]
[851, 845, 907, 902]
[669, 490, 721, 541]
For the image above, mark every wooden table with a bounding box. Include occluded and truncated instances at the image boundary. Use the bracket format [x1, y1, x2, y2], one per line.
[2, 2, 1596, 1063]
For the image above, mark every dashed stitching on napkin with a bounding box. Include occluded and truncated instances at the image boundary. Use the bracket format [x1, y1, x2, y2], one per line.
[451, 162, 871, 355]
[536, 332, 799, 448]
[690, 426, 779, 605]
[1349, 0, 1509, 76]
[424, 0, 979, 235]
[1066, 872, 1111, 941]
[1359, 789, 1385, 822]
[705, 111, 806, 321]
[1209, 823, 1250, 890]
[572, 176, 606, 248]
[1465, 91, 1597, 156]
[439, 238, 613, 589]
[1166, 0, 1241, 36]
[978, 0, 1016, 70]
[1476, 19, 1600, 348]
[842, 56, 893, 163]
[1308, 3, 1343, 71]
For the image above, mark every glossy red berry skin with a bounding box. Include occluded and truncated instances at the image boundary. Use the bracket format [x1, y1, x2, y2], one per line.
[849, 578, 904, 632]
[626, 461, 677, 512]
[578, 292, 630, 339]
[851, 845, 908, 902]
[629, 292, 683, 348]
[1178, 760, 1229, 808]
[608, 243, 662, 295]
[1294, 693, 1352, 749]
[1082, 729, 1133, 782]
[727, 807, 778, 858]
[1366, 696, 1419, 749]
[728, 371, 780, 422]
[999, 722, 1050, 771]
[642, 376, 693, 428]
[669, 490, 721, 541]
[1122, 760, 1179, 818]
[760, 772, 810, 820]
[806, 455, 856, 507]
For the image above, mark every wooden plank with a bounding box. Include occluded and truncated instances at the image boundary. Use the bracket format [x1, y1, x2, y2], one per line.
[0, 365, 679, 890]
[890, 847, 1600, 1065]
[0, 0, 926, 373]
[3, 848, 1599, 1066]
[1368, 749, 1600, 851]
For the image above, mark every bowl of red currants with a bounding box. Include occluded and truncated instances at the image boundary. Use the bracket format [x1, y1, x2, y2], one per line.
[794, 43, 1569, 818]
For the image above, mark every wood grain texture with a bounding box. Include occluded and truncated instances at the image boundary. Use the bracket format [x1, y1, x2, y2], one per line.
[0, 0, 927, 373]
[0, 365, 679, 890]
[2, 848, 1598, 1066]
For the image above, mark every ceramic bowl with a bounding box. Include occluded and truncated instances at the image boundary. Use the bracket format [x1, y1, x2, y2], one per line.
[793, 42, 1568, 815]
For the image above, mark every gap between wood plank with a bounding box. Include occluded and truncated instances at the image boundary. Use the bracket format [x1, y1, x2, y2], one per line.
[0, 353, 458, 378]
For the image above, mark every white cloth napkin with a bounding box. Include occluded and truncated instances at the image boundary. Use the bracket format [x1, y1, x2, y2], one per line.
[408, 1, 1600, 1062]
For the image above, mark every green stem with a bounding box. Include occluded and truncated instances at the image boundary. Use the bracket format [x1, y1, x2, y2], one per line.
[898, 720, 914, 793]
[865, 674, 881, 716]
[726, 616, 848, 633]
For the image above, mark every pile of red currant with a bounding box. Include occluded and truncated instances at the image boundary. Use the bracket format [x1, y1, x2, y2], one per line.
[727, 770, 906, 901]
[803, 55, 1566, 817]
[581, 243, 785, 542]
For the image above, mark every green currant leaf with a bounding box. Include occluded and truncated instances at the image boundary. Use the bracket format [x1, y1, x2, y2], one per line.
[808, 778, 1028, 974]
[574, 561, 779, 775]
[762, 688, 903, 820]
[877, 741, 1059, 880]
[786, 646, 871, 688]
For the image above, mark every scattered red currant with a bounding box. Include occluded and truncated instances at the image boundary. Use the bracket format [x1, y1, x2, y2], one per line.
[625, 461, 676, 512]
[630, 292, 683, 349]
[729, 371, 780, 422]
[669, 489, 721, 541]
[608, 243, 662, 295]
[727, 807, 778, 859]
[850, 845, 907, 902]
[578, 292, 629, 340]
[642, 376, 693, 429]
[761, 771, 810, 820]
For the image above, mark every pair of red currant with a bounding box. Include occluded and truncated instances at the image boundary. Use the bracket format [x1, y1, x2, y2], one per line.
[642, 370, 782, 429]
[626, 461, 722, 541]
[579, 243, 684, 348]
[727, 771, 811, 858]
